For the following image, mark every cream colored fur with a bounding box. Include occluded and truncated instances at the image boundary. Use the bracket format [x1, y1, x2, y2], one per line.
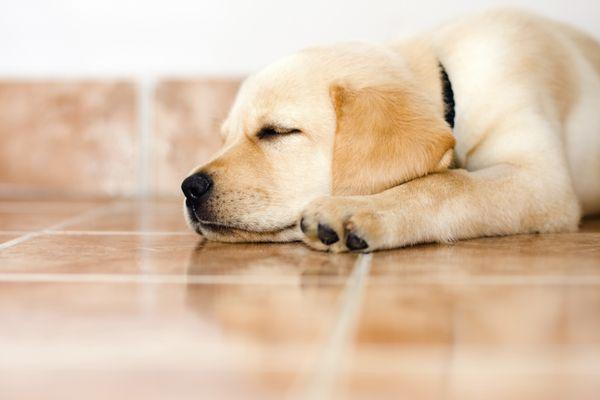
[184, 9, 600, 252]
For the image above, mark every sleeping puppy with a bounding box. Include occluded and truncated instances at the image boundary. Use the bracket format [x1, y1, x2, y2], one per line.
[182, 9, 600, 252]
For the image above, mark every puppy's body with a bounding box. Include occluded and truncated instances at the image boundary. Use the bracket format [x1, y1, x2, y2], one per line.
[424, 11, 600, 215]
[182, 9, 600, 252]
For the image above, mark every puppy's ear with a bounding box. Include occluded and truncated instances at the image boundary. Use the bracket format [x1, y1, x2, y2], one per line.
[330, 84, 455, 195]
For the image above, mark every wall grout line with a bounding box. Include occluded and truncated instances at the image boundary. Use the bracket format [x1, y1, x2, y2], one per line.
[291, 253, 372, 400]
[0, 203, 123, 251]
[137, 77, 154, 198]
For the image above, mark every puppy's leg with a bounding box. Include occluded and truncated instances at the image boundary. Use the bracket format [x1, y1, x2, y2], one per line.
[300, 164, 580, 252]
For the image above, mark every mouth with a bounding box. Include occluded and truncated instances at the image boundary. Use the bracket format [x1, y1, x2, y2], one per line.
[185, 203, 296, 235]
[198, 220, 297, 235]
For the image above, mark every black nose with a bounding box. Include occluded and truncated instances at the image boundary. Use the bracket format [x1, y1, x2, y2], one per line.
[181, 173, 213, 200]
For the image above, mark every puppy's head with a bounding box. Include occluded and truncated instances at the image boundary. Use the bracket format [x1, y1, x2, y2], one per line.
[182, 43, 454, 242]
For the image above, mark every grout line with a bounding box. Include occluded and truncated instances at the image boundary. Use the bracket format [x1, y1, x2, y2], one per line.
[294, 253, 372, 400]
[364, 275, 600, 285]
[0, 273, 348, 286]
[0, 231, 46, 252]
[45, 230, 192, 236]
[137, 77, 154, 198]
[0, 270, 599, 286]
[0, 203, 123, 251]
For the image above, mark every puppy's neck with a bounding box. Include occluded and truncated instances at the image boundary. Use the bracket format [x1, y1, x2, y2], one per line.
[389, 37, 448, 125]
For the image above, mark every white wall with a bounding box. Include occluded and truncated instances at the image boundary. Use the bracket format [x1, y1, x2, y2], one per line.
[0, 0, 599, 77]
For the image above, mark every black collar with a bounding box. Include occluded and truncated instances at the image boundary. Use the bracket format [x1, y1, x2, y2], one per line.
[439, 62, 455, 129]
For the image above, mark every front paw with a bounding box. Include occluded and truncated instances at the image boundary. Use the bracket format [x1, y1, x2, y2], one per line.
[299, 197, 382, 253]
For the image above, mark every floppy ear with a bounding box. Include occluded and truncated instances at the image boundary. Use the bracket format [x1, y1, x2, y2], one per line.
[330, 84, 455, 195]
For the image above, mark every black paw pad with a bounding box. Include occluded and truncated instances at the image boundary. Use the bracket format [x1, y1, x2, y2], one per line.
[317, 224, 339, 245]
[346, 232, 368, 251]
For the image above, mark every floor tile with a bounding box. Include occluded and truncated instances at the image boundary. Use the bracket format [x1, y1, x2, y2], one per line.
[353, 284, 600, 347]
[0, 233, 199, 274]
[368, 224, 600, 281]
[0, 212, 72, 231]
[187, 241, 357, 281]
[332, 284, 600, 399]
[0, 233, 22, 245]
[1, 200, 598, 399]
[0, 234, 357, 280]
[334, 364, 600, 400]
[1, 371, 296, 400]
[0, 200, 104, 231]
[0, 280, 345, 399]
[62, 199, 189, 232]
[0, 200, 106, 213]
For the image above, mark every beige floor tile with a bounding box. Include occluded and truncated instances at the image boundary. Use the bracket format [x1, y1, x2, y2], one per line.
[334, 368, 600, 400]
[0, 233, 357, 279]
[0, 212, 72, 231]
[0, 200, 106, 213]
[1, 371, 297, 400]
[1, 200, 598, 399]
[354, 284, 600, 347]
[187, 241, 357, 281]
[62, 199, 189, 232]
[331, 284, 600, 399]
[0, 233, 22, 245]
[0, 281, 345, 399]
[368, 221, 600, 280]
[0, 200, 104, 231]
[0, 233, 198, 274]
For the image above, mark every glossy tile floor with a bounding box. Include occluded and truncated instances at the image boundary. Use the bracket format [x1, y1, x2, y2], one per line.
[1, 199, 599, 400]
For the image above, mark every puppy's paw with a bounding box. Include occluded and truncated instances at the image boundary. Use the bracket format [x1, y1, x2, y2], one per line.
[299, 196, 382, 253]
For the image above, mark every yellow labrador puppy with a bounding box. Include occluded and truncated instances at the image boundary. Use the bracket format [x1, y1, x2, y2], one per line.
[182, 9, 600, 252]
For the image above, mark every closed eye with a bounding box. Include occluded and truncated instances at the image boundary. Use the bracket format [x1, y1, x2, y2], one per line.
[256, 125, 302, 140]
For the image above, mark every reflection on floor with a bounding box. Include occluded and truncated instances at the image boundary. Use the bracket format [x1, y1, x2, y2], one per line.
[1, 199, 599, 399]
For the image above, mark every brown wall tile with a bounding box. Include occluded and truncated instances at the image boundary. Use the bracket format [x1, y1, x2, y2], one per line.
[152, 79, 241, 197]
[0, 81, 138, 198]
[0, 78, 241, 199]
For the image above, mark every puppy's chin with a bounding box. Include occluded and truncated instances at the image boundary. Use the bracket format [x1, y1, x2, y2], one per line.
[196, 222, 302, 243]
[183, 200, 301, 243]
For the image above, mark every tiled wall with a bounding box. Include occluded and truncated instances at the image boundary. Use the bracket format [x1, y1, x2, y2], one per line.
[153, 79, 241, 196]
[0, 79, 241, 199]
